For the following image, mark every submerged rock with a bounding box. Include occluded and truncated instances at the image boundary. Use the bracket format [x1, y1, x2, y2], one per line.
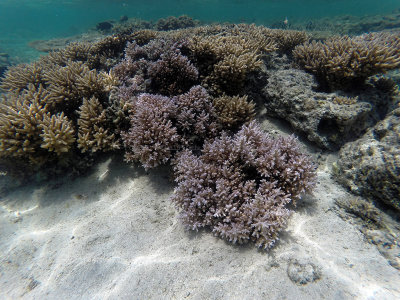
[334, 108, 400, 211]
[262, 56, 395, 150]
[96, 21, 113, 32]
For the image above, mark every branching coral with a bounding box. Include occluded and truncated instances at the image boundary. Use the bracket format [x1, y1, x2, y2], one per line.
[122, 93, 180, 169]
[188, 25, 277, 95]
[39, 112, 75, 155]
[171, 121, 317, 249]
[114, 39, 198, 97]
[173, 85, 219, 145]
[43, 42, 93, 67]
[148, 49, 198, 95]
[44, 61, 105, 111]
[77, 97, 120, 153]
[131, 29, 158, 46]
[85, 33, 136, 70]
[268, 29, 310, 54]
[0, 85, 76, 165]
[0, 63, 46, 93]
[122, 85, 219, 169]
[0, 35, 125, 173]
[0, 89, 47, 159]
[213, 94, 255, 130]
[293, 32, 400, 91]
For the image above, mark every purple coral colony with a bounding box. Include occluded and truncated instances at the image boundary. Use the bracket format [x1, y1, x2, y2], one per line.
[1, 15, 400, 249]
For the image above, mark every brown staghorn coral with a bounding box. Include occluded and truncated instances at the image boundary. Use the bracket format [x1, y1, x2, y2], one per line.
[131, 29, 158, 46]
[0, 63, 46, 93]
[171, 121, 317, 249]
[213, 94, 255, 130]
[44, 61, 111, 114]
[43, 42, 93, 67]
[85, 33, 135, 70]
[44, 61, 89, 108]
[77, 97, 119, 153]
[268, 29, 310, 54]
[188, 24, 277, 95]
[0, 92, 46, 159]
[0, 44, 123, 173]
[39, 112, 75, 155]
[293, 32, 400, 91]
[0, 86, 75, 165]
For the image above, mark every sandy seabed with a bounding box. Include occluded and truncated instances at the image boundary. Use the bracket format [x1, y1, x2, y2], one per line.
[1, 120, 400, 300]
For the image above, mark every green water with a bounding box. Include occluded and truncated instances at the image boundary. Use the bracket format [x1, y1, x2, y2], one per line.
[0, 0, 399, 61]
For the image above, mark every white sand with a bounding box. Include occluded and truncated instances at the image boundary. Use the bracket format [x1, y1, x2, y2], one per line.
[1, 146, 400, 299]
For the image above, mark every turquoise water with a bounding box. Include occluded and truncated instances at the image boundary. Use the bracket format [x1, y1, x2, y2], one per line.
[0, 0, 399, 61]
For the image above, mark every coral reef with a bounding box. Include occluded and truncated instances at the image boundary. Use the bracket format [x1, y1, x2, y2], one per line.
[334, 108, 400, 211]
[83, 34, 134, 70]
[173, 85, 219, 146]
[171, 121, 316, 249]
[293, 32, 400, 91]
[44, 61, 106, 112]
[131, 30, 158, 46]
[1, 23, 337, 253]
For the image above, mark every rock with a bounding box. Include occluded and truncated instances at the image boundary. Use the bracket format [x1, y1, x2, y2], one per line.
[334, 108, 400, 211]
[119, 15, 128, 23]
[364, 229, 400, 270]
[262, 55, 395, 150]
[287, 258, 321, 285]
[96, 21, 113, 32]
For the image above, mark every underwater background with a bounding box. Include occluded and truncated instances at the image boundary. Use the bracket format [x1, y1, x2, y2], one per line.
[1, 0, 400, 298]
[1, 0, 400, 62]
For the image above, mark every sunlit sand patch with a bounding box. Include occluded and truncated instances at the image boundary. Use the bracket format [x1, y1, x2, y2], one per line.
[288, 212, 391, 298]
